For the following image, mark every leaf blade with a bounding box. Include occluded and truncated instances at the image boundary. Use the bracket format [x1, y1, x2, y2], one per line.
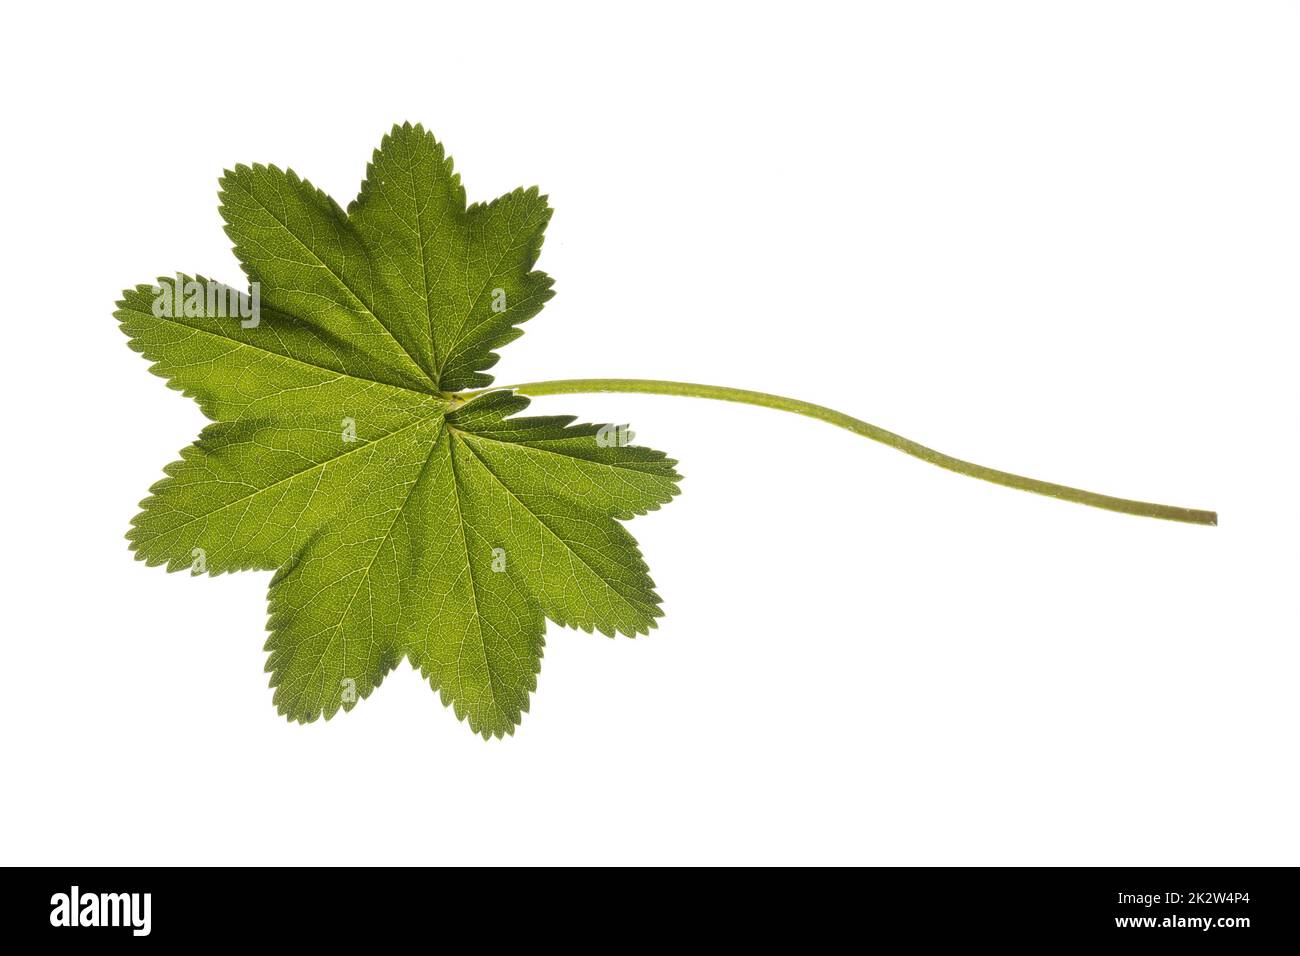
[121, 127, 679, 737]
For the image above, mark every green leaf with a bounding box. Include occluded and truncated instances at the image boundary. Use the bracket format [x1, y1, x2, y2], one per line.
[118, 125, 680, 738]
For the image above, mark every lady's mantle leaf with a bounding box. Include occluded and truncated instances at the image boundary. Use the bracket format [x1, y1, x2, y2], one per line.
[117, 126, 679, 737]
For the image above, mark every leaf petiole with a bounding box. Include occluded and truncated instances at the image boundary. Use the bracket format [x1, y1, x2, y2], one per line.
[482, 378, 1217, 526]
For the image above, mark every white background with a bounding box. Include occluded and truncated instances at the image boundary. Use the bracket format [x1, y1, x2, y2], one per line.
[1, 1, 1295, 865]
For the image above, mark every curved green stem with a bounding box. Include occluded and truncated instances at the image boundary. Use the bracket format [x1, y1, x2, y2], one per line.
[494, 378, 1216, 526]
